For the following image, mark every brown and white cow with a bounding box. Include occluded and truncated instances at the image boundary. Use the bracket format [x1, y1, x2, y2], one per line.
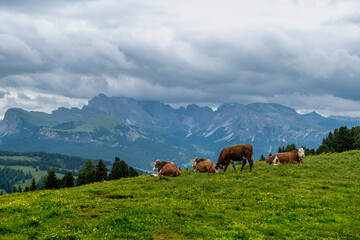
[266, 148, 305, 165]
[192, 157, 221, 173]
[216, 144, 254, 172]
[152, 160, 181, 177]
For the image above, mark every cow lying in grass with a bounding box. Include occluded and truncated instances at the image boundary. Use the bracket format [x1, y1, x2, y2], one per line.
[216, 144, 254, 172]
[192, 157, 221, 173]
[266, 148, 305, 165]
[152, 160, 181, 177]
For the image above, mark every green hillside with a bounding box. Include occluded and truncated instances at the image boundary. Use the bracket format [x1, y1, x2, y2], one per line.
[1, 151, 360, 239]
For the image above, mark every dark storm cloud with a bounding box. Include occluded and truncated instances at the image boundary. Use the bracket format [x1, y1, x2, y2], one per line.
[0, 0, 360, 117]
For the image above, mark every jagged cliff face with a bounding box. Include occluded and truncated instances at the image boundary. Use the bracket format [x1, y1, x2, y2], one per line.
[0, 109, 23, 138]
[0, 94, 358, 170]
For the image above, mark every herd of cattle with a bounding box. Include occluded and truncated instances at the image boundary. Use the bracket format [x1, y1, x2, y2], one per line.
[152, 144, 306, 177]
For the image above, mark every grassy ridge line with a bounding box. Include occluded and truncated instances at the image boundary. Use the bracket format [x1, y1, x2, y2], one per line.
[1, 151, 360, 239]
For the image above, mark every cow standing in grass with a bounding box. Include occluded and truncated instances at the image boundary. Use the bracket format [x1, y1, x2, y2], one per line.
[216, 144, 254, 172]
[266, 148, 305, 165]
[192, 157, 221, 173]
[152, 160, 181, 177]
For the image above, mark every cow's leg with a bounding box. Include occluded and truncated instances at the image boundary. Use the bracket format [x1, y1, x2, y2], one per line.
[223, 163, 229, 172]
[223, 160, 231, 172]
[240, 159, 247, 171]
[231, 161, 237, 172]
[248, 158, 254, 172]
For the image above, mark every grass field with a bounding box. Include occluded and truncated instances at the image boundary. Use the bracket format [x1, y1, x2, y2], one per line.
[0, 151, 359, 239]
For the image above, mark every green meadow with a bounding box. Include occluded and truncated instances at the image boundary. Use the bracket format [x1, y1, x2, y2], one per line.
[1, 151, 360, 239]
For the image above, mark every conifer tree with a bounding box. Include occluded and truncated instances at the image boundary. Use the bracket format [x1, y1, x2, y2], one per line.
[30, 178, 37, 191]
[109, 157, 129, 180]
[13, 186, 17, 193]
[316, 144, 330, 154]
[353, 127, 360, 149]
[61, 171, 75, 188]
[77, 160, 96, 186]
[43, 168, 60, 190]
[24, 186, 30, 192]
[285, 144, 296, 152]
[324, 132, 334, 150]
[18, 185, 22, 193]
[94, 160, 108, 182]
[129, 167, 139, 177]
[259, 154, 266, 161]
[334, 126, 353, 152]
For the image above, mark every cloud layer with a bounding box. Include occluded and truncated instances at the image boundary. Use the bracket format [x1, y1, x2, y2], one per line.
[1, 0, 360, 118]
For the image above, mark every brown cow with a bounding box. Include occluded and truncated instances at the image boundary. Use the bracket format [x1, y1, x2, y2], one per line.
[216, 144, 254, 172]
[152, 160, 181, 177]
[266, 148, 305, 165]
[192, 157, 221, 173]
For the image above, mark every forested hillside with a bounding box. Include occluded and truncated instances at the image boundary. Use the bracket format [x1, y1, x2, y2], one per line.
[0, 167, 32, 193]
[0, 151, 93, 194]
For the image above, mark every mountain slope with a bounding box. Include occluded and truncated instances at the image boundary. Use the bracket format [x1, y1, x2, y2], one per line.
[0, 151, 359, 239]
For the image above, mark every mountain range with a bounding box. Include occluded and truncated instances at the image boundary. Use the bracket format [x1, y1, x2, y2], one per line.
[0, 94, 359, 171]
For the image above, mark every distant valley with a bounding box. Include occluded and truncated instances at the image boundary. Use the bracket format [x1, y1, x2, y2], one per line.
[1, 94, 359, 171]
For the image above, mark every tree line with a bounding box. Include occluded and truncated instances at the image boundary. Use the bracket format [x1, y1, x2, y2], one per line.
[76, 157, 138, 187]
[11, 157, 139, 193]
[316, 126, 360, 154]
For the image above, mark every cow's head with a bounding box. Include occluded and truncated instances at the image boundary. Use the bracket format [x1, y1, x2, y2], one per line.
[297, 148, 305, 160]
[214, 164, 222, 173]
[153, 160, 161, 172]
[192, 157, 200, 168]
[272, 156, 280, 165]
[215, 162, 224, 173]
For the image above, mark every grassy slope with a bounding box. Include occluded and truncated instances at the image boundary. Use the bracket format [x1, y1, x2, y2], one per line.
[1, 151, 360, 239]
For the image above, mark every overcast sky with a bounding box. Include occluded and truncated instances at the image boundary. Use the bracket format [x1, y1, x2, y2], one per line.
[1, 0, 360, 119]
